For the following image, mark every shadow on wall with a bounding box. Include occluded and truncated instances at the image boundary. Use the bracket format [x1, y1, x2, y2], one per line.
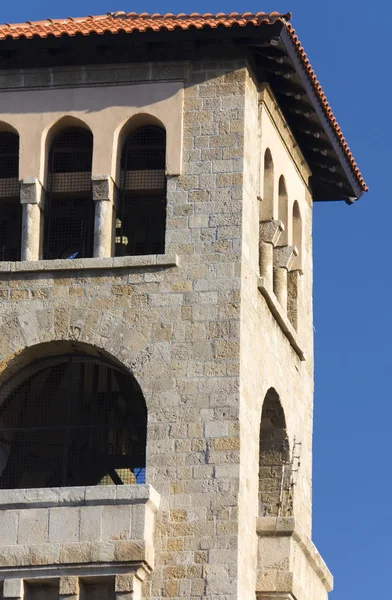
[259, 388, 293, 517]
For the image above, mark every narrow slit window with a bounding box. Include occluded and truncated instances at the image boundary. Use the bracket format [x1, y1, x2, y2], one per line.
[116, 126, 166, 257]
[0, 132, 21, 261]
[44, 128, 94, 260]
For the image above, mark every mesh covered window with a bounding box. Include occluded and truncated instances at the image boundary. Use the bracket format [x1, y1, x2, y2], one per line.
[0, 132, 21, 261]
[44, 128, 94, 260]
[0, 355, 147, 489]
[116, 126, 166, 256]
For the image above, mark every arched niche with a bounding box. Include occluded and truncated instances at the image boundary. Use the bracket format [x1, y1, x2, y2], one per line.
[259, 388, 292, 517]
[278, 175, 289, 245]
[261, 148, 274, 220]
[0, 340, 147, 489]
[292, 200, 303, 271]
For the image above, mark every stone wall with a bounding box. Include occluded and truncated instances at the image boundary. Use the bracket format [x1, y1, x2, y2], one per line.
[0, 60, 247, 600]
[0, 59, 332, 599]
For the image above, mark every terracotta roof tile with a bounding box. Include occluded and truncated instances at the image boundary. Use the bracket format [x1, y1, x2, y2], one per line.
[0, 12, 287, 39]
[0, 11, 366, 193]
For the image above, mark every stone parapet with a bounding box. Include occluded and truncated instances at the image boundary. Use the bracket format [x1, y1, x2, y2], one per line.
[0, 484, 160, 573]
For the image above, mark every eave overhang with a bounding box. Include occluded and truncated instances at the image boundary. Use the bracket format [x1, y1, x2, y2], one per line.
[0, 12, 367, 202]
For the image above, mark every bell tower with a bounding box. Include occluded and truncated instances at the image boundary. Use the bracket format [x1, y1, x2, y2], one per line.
[0, 10, 366, 600]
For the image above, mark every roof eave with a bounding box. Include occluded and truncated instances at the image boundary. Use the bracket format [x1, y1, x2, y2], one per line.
[279, 26, 364, 201]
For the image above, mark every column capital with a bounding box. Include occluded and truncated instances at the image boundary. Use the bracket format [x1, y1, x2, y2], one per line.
[274, 245, 298, 271]
[20, 178, 44, 206]
[92, 175, 116, 202]
[260, 220, 284, 247]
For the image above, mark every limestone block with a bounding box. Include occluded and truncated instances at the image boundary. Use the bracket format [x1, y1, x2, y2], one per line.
[18, 509, 48, 544]
[59, 577, 79, 597]
[48, 507, 80, 542]
[3, 579, 24, 599]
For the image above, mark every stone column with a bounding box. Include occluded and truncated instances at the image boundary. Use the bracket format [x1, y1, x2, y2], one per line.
[92, 175, 115, 258]
[59, 577, 79, 600]
[288, 269, 302, 331]
[3, 579, 24, 600]
[273, 246, 298, 311]
[259, 220, 284, 289]
[20, 178, 44, 261]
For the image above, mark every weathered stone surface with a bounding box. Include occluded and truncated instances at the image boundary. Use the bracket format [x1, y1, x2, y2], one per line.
[0, 60, 331, 600]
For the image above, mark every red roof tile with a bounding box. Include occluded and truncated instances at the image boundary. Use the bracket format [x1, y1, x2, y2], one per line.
[0, 12, 367, 193]
[0, 12, 287, 38]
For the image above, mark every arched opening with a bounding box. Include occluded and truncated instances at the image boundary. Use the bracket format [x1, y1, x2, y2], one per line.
[259, 389, 292, 517]
[261, 148, 274, 220]
[278, 175, 288, 245]
[0, 130, 21, 261]
[292, 201, 302, 271]
[116, 125, 166, 256]
[0, 351, 147, 489]
[44, 126, 94, 260]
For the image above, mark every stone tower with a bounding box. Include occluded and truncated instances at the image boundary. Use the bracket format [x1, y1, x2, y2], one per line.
[0, 11, 366, 600]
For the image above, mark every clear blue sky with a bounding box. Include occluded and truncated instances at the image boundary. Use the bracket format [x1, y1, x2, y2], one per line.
[1, 1, 385, 598]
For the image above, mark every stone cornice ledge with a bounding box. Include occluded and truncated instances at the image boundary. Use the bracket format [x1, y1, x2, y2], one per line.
[0, 484, 161, 511]
[0, 254, 178, 273]
[257, 277, 306, 361]
[256, 517, 333, 593]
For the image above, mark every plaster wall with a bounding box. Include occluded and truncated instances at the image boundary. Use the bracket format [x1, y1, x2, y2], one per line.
[0, 79, 183, 182]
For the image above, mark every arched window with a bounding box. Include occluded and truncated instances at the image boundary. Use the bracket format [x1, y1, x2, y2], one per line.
[0, 354, 147, 489]
[116, 126, 166, 256]
[261, 148, 274, 220]
[278, 175, 288, 244]
[44, 128, 94, 260]
[0, 132, 21, 261]
[292, 201, 302, 271]
[259, 389, 292, 517]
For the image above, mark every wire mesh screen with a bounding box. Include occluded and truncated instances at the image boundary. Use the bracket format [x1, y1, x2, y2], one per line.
[0, 133, 21, 260]
[0, 355, 147, 489]
[45, 196, 94, 259]
[116, 126, 166, 256]
[45, 128, 94, 259]
[0, 199, 22, 261]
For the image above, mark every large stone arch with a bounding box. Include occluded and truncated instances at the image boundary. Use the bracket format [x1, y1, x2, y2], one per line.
[0, 307, 176, 409]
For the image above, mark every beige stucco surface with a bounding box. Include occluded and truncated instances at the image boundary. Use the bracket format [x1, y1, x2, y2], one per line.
[0, 80, 183, 181]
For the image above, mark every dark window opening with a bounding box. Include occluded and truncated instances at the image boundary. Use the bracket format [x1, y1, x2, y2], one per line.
[116, 126, 166, 257]
[0, 132, 21, 261]
[0, 354, 147, 489]
[44, 128, 94, 260]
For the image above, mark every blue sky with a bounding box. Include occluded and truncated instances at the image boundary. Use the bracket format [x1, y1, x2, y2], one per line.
[0, 1, 385, 598]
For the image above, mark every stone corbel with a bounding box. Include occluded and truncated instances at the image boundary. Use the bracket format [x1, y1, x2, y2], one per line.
[20, 178, 45, 261]
[259, 220, 284, 288]
[273, 245, 298, 310]
[91, 175, 116, 258]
